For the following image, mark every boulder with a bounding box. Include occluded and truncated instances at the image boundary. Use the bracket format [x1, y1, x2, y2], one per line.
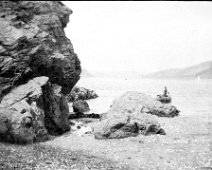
[93, 91, 179, 139]
[72, 100, 90, 113]
[0, 1, 81, 143]
[108, 91, 179, 117]
[67, 86, 98, 102]
[94, 112, 165, 140]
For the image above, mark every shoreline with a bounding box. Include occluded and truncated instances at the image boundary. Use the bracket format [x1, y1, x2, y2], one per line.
[0, 114, 211, 170]
[44, 115, 212, 170]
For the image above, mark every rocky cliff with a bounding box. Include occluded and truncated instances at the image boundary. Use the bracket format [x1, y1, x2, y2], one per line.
[0, 1, 81, 143]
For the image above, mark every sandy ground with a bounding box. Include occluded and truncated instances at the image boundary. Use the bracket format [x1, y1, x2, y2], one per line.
[0, 141, 129, 170]
[44, 115, 212, 170]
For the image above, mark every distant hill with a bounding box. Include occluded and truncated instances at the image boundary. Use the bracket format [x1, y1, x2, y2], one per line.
[143, 60, 212, 79]
[89, 70, 144, 79]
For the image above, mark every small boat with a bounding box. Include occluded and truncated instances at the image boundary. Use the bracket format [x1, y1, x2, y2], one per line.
[156, 86, 172, 103]
[156, 94, 172, 103]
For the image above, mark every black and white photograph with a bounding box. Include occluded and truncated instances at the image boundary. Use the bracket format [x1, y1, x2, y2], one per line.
[0, 1, 212, 169]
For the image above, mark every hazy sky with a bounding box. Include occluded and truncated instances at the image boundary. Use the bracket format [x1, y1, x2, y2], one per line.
[63, 1, 212, 73]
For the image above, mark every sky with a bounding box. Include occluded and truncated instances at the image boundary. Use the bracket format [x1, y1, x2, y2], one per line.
[62, 1, 212, 73]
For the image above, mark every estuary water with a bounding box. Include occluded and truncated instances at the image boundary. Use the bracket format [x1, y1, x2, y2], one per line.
[76, 77, 212, 120]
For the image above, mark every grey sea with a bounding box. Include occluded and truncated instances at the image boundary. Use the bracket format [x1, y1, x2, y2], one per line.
[77, 77, 212, 119]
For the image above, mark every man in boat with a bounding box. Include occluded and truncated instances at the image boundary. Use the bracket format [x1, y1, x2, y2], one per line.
[164, 86, 168, 97]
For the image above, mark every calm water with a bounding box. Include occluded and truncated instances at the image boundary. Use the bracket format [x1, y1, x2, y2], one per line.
[76, 77, 212, 120]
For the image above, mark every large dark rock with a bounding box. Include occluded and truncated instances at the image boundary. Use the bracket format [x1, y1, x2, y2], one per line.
[0, 1, 81, 143]
[39, 82, 70, 135]
[67, 86, 98, 102]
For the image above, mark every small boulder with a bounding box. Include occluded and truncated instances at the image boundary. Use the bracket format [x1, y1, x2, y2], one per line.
[72, 100, 90, 113]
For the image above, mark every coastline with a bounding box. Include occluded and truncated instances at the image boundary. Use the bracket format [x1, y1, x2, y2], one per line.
[43, 115, 212, 170]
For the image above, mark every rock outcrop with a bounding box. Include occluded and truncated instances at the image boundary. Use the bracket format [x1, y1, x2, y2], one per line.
[67, 86, 98, 102]
[94, 91, 173, 140]
[0, 1, 81, 143]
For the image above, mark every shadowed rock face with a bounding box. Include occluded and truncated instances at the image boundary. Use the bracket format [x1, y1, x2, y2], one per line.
[39, 82, 70, 135]
[0, 1, 81, 143]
